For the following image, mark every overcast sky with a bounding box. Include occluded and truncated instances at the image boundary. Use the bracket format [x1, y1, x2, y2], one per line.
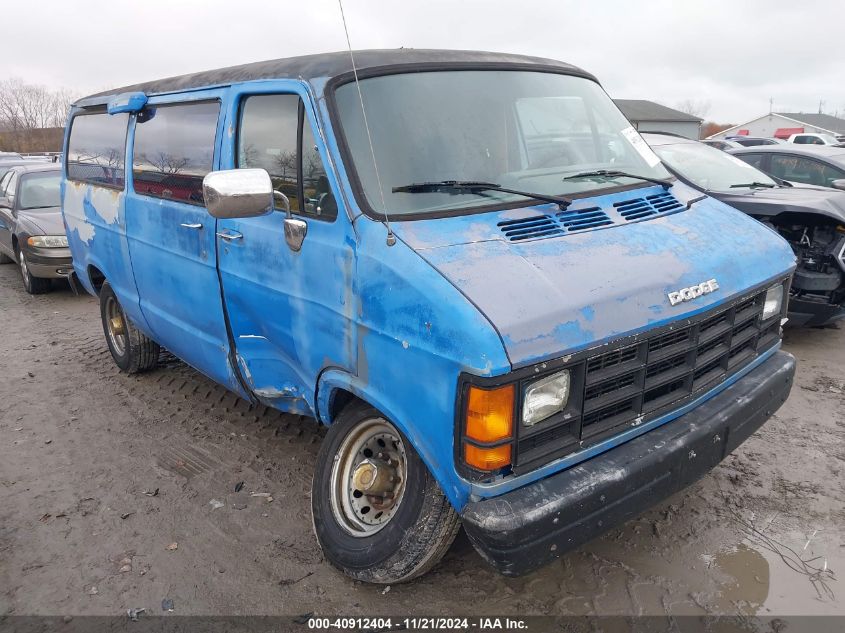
[7, 0, 845, 123]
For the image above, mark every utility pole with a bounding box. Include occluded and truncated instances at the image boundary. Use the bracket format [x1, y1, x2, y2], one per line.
[769, 97, 773, 114]
[818, 100, 825, 114]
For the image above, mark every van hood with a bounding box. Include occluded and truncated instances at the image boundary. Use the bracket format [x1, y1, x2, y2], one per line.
[393, 187, 796, 368]
[708, 185, 845, 224]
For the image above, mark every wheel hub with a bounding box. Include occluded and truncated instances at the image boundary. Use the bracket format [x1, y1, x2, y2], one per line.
[330, 419, 407, 536]
[352, 457, 398, 495]
[104, 296, 128, 356]
[110, 316, 125, 336]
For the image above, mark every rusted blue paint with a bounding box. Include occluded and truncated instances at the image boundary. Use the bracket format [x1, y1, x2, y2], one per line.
[61, 60, 797, 512]
[398, 184, 796, 368]
[107, 92, 148, 114]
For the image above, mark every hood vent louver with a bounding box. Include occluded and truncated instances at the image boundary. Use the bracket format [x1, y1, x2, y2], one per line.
[497, 215, 565, 242]
[615, 190, 685, 221]
[557, 206, 613, 231]
[498, 190, 687, 243]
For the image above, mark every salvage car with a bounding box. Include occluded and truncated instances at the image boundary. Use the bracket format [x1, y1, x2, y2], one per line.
[0, 163, 72, 294]
[63, 50, 796, 583]
[729, 144, 845, 191]
[645, 132, 845, 327]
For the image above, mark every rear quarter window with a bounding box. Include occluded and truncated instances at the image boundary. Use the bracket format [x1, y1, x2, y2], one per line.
[132, 101, 220, 205]
[66, 112, 129, 188]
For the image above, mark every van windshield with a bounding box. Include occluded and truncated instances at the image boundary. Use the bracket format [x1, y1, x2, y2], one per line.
[333, 70, 672, 217]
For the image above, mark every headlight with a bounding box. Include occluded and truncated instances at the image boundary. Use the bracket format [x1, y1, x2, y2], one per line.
[522, 369, 570, 427]
[762, 285, 784, 321]
[27, 235, 68, 248]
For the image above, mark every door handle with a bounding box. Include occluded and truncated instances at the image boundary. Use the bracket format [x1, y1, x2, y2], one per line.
[216, 229, 243, 242]
[180, 222, 203, 229]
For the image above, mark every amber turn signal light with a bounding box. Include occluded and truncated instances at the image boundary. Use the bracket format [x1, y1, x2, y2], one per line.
[464, 443, 512, 471]
[465, 384, 514, 443]
[463, 384, 514, 471]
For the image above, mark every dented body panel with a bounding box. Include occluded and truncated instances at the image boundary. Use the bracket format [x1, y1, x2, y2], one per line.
[62, 50, 796, 545]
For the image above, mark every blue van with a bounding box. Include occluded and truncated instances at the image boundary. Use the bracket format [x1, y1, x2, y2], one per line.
[62, 50, 796, 583]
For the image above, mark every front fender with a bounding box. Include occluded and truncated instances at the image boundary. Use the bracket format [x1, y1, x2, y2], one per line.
[315, 367, 470, 510]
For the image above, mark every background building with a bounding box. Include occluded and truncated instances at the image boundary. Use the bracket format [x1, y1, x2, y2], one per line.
[706, 112, 845, 140]
[614, 99, 703, 139]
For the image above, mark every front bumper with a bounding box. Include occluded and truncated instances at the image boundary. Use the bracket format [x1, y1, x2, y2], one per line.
[787, 296, 845, 328]
[22, 246, 73, 279]
[461, 350, 795, 577]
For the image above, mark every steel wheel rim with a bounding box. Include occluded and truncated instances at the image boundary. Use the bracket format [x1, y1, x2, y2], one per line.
[19, 250, 29, 286]
[104, 296, 127, 356]
[329, 418, 407, 537]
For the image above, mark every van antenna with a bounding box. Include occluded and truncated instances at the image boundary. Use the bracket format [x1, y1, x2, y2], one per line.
[337, 0, 395, 246]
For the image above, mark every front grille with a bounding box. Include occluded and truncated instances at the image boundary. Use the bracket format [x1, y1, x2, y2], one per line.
[514, 286, 782, 472]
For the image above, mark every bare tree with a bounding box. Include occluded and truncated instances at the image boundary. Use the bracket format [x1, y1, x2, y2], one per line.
[0, 78, 76, 151]
[0, 78, 75, 130]
[275, 150, 298, 181]
[675, 99, 711, 119]
[143, 152, 191, 174]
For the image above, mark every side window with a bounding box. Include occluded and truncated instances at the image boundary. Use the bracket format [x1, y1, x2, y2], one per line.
[238, 95, 301, 212]
[738, 153, 765, 169]
[237, 94, 336, 221]
[66, 112, 129, 188]
[133, 101, 220, 205]
[771, 155, 827, 186]
[0, 171, 13, 197]
[5, 172, 18, 203]
[815, 162, 845, 187]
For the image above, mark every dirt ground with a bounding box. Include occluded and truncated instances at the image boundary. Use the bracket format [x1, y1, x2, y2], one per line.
[0, 264, 842, 619]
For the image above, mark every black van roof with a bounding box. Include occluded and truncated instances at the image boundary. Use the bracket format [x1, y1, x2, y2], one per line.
[79, 49, 595, 104]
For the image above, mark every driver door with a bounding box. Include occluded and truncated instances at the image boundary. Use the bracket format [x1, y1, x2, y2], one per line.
[215, 86, 355, 415]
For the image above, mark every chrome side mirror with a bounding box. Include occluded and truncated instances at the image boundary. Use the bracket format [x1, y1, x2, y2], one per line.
[202, 169, 274, 219]
[274, 190, 308, 252]
[831, 179, 845, 192]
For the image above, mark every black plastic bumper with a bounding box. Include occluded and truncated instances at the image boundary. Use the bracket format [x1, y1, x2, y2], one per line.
[461, 350, 795, 577]
[787, 296, 845, 328]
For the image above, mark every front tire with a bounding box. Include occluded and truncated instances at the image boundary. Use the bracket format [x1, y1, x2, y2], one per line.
[312, 401, 460, 583]
[99, 281, 159, 373]
[0, 250, 13, 264]
[18, 248, 51, 295]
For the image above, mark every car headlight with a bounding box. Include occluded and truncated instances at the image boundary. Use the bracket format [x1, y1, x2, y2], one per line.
[522, 369, 570, 427]
[762, 284, 784, 320]
[27, 235, 68, 248]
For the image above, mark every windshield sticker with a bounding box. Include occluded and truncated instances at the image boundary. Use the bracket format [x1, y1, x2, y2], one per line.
[621, 126, 662, 168]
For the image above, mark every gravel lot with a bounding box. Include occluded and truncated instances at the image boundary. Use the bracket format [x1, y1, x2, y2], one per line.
[0, 264, 842, 618]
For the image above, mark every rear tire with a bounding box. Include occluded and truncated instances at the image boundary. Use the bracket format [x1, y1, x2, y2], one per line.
[312, 401, 461, 584]
[99, 281, 159, 373]
[18, 248, 51, 295]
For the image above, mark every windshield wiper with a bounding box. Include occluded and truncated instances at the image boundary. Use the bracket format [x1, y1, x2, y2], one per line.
[729, 182, 776, 189]
[563, 169, 673, 189]
[391, 180, 572, 210]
